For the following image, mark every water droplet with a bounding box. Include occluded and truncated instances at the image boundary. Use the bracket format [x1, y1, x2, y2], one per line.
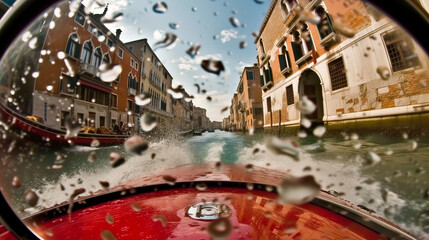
[46, 84, 53, 91]
[169, 22, 180, 30]
[296, 96, 316, 115]
[152, 215, 167, 227]
[167, 85, 185, 99]
[151, 153, 156, 159]
[98, 35, 106, 42]
[88, 151, 96, 163]
[60, 184, 65, 191]
[49, 21, 56, 29]
[24, 190, 39, 207]
[191, 7, 198, 12]
[131, 203, 142, 211]
[300, 118, 311, 128]
[21, 31, 32, 42]
[229, 17, 240, 27]
[12, 176, 21, 188]
[408, 140, 418, 151]
[54, 7, 61, 18]
[186, 44, 201, 58]
[99, 63, 122, 82]
[57, 51, 66, 60]
[90, 139, 100, 147]
[196, 182, 208, 191]
[64, 116, 82, 139]
[201, 59, 225, 75]
[105, 214, 114, 224]
[384, 148, 393, 155]
[283, 224, 297, 234]
[163, 175, 176, 186]
[254, 0, 264, 4]
[364, 151, 381, 167]
[277, 175, 321, 205]
[402, 132, 409, 140]
[101, 12, 123, 24]
[206, 96, 212, 101]
[44, 228, 54, 237]
[300, 10, 321, 25]
[332, 20, 356, 38]
[28, 37, 38, 49]
[109, 152, 125, 168]
[239, 41, 247, 49]
[352, 142, 362, 149]
[376, 66, 390, 80]
[266, 136, 300, 160]
[350, 133, 359, 140]
[154, 32, 178, 50]
[135, 93, 151, 106]
[246, 183, 254, 190]
[32, 72, 40, 78]
[140, 113, 157, 132]
[124, 136, 148, 155]
[297, 130, 307, 138]
[99, 181, 110, 190]
[100, 230, 117, 240]
[313, 126, 326, 138]
[208, 218, 232, 239]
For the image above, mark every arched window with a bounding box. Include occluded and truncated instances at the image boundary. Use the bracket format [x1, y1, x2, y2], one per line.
[315, 6, 334, 40]
[291, 30, 304, 60]
[65, 33, 80, 58]
[92, 48, 102, 67]
[81, 41, 93, 64]
[102, 54, 111, 64]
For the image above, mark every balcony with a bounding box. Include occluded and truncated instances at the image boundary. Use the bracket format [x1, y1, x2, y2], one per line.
[319, 32, 338, 48]
[80, 62, 98, 76]
[262, 80, 273, 91]
[128, 88, 137, 96]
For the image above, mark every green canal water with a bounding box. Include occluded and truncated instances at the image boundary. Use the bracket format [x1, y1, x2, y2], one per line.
[1, 130, 428, 238]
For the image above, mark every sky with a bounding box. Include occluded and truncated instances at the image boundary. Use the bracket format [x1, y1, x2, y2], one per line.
[84, 0, 271, 121]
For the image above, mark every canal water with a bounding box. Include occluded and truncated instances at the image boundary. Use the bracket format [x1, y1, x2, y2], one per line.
[2, 130, 429, 237]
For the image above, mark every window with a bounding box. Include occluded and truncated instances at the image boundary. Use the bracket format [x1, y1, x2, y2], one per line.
[254, 108, 263, 115]
[278, 45, 292, 73]
[316, 6, 334, 40]
[143, 45, 147, 53]
[286, 84, 294, 105]
[77, 113, 84, 124]
[88, 24, 97, 35]
[65, 33, 81, 59]
[128, 46, 133, 51]
[383, 30, 420, 72]
[127, 100, 134, 112]
[292, 30, 304, 60]
[131, 58, 134, 67]
[102, 54, 110, 64]
[161, 100, 167, 111]
[110, 94, 117, 108]
[74, 12, 85, 26]
[267, 97, 272, 113]
[107, 39, 115, 48]
[92, 48, 102, 67]
[328, 56, 348, 91]
[60, 111, 70, 127]
[81, 41, 93, 64]
[280, 0, 298, 19]
[117, 48, 123, 58]
[246, 71, 254, 80]
[291, 23, 314, 64]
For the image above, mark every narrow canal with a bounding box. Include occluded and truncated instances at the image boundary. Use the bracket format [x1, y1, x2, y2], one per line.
[2, 130, 428, 237]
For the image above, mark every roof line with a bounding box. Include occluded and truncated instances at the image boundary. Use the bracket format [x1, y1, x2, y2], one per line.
[254, 0, 278, 44]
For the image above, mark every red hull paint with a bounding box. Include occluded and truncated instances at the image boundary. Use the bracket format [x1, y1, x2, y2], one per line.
[30, 187, 380, 240]
[0, 102, 127, 146]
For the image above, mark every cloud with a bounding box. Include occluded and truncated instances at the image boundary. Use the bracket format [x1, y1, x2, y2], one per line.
[178, 63, 197, 71]
[220, 29, 238, 43]
[234, 61, 253, 74]
[192, 75, 210, 79]
[192, 91, 232, 121]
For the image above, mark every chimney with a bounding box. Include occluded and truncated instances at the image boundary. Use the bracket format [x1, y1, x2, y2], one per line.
[116, 29, 122, 39]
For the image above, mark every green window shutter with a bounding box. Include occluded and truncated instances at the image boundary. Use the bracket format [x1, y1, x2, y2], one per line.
[260, 75, 264, 87]
[66, 39, 72, 55]
[292, 42, 303, 62]
[278, 54, 287, 71]
[74, 43, 81, 59]
[264, 69, 270, 83]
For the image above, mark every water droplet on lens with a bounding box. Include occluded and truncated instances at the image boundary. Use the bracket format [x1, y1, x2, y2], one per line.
[408, 140, 418, 151]
[300, 118, 311, 128]
[88, 151, 96, 163]
[246, 183, 254, 190]
[266, 136, 300, 160]
[90, 139, 100, 147]
[277, 175, 321, 205]
[376, 66, 390, 80]
[135, 93, 151, 106]
[300, 10, 321, 25]
[169, 22, 180, 30]
[109, 152, 125, 168]
[201, 59, 225, 75]
[254, 0, 264, 4]
[64, 116, 82, 139]
[57, 51, 66, 59]
[131, 203, 142, 211]
[297, 130, 307, 138]
[239, 41, 247, 49]
[152, 215, 167, 227]
[100, 230, 117, 240]
[32, 72, 39, 78]
[296, 96, 316, 115]
[332, 20, 356, 38]
[99, 181, 110, 190]
[163, 175, 177, 186]
[229, 17, 240, 27]
[99, 63, 122, 82]
[186, 44, 201, 58]
[105, 214, 114, 224]
[21, 31, 32, 42]
[154, 32, 178, 50]
[168, 85, 185, 99]
[101, 12, 123, 23]
[46, 84, 53, 91]
[124, 136, 148, 155]
[313, 126, 326, 138]
[196, 182, 208, 191]
[24, 190, 39, 207]
[191, 7, 198, 12]
[364, 151, 381, 167]
[208, 218, 232, 239]
[12, 176, 21, 188]
[140, 113, 157, 132]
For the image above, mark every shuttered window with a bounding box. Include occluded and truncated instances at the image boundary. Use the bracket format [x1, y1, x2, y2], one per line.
[328, 56, 348, 91]
[286, 85, 294, 105]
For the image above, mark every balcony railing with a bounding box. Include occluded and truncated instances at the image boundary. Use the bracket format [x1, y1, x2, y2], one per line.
[80, 62, 98, 76]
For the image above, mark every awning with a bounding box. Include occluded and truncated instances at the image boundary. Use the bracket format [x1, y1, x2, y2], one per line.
[79, 80, 111, 93]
